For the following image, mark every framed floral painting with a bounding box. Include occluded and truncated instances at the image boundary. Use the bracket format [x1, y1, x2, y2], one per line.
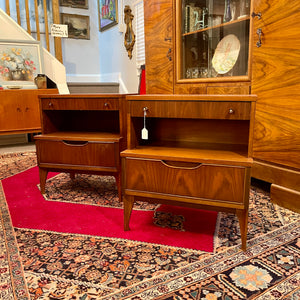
[0, 40, 44, 88]
[98, 0, 118, 32]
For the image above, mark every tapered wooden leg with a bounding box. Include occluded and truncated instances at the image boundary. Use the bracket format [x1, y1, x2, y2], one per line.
[69, 172, 75, 180]
[114, 173, 122, 201]
[39, 168, 48, 194]
[236, 209, 248, 251]
[124, 195, 135, 231]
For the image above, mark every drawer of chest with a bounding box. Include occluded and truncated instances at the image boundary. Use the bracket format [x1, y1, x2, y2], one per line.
[129, 100, 251, 120]
[41, 98, 119, 110]
[124, 157, 246, 203]
[36, 140, 119, 167]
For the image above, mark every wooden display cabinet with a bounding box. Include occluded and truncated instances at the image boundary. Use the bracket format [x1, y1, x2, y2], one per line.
[251, 0, 300, 212]
[121, 94, 256, 250]
[35, 94, 126, 198]
[144, 0, 300, 212]
[144, 0, 252, 95]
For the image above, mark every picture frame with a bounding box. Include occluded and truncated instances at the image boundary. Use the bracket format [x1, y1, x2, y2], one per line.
[0, 40, 44, 88]
[60, 0, 88, 9]
[61, 13, 90, 40]
[98, 0, 118, 32]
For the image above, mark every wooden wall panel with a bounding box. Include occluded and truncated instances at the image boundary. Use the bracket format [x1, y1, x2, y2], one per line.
[144, 0, 173, 94]
[251, 0, 300, 170]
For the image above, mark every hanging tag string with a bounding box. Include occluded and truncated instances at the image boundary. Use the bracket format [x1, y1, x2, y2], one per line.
[142, 107, 148, 140]
[144, 107, 147, 128]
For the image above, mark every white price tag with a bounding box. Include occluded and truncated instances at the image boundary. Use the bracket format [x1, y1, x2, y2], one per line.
[142, 127, 148, 140]
[141, 107, 148, 140]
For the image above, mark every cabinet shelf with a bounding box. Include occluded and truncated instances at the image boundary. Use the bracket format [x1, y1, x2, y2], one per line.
[122, 145, 252, 166]
[36, 131, 122, 142]
[182, 16, 250, 37]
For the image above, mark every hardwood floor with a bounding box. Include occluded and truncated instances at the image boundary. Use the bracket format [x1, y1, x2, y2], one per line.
[0, 142, 36, 154]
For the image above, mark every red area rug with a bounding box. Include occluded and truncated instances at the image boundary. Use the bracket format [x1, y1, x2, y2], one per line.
[2, 166, 218, 252]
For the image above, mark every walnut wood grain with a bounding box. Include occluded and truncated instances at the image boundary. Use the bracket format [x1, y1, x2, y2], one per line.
[122, 95, 256, 250]
[124, 157, 246, 203]
[207, 84, 250, 95]
[174, 83, 206, 94]
[252, 0, 300, 170]
[35, 94, 126, 199]
[144, 0, 173, 94]
[271, 184, 300, 214]
[129, 100, 251, 119]
[252, 160, 300, 192]
[121, 146, 252, 166]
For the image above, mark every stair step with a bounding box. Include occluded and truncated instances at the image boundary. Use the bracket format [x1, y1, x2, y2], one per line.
[67, 82, 119, 94]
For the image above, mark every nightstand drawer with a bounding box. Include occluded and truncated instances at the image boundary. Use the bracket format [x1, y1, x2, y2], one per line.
[36, 140, 118, 167]
[124, 157, 246, 203]
[41, 98, 119, 111]
[129, 100, 251, 120]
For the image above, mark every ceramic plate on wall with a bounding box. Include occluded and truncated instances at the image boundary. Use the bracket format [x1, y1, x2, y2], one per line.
[212, 34, 240, 74]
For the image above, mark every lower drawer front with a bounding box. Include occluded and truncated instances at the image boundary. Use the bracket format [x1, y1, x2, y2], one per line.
[36, 140, 118, 167]
[125, 158, 246, 203]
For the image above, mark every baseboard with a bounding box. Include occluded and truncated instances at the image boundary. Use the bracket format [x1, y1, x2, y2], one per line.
[0, 134, 28, 146]
[252, 159, 300, 192]
[67, 82, 119, 94]
[271, 184, 300, 213]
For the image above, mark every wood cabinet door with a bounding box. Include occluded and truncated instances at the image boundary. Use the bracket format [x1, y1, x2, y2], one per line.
[251, 0, 300, 170]
[0, 90, 40, 133]
[0, 89, 57, 134]
[144, 0, 173, 94]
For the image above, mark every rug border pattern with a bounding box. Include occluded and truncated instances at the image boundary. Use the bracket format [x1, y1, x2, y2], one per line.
[0, 182, 30, 300]
[101, 220, 300, 299]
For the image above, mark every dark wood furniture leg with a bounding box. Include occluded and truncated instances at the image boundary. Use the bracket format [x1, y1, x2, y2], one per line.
[39, 168, 48, 194]
[124, 195, 135, 231]
[236, 209, 248, 251]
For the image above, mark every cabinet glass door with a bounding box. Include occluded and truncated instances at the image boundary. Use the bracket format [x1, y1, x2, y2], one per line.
[178, 0, 251, 80]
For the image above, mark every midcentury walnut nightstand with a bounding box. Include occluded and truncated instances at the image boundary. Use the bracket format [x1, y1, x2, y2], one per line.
[121, 94, 256, 250]
[35, 94, 126, 199]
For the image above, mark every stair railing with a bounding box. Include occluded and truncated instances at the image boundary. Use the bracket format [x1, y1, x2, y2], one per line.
[4, 0, 63, 63]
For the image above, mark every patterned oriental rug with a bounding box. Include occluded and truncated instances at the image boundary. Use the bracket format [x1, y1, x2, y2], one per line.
[3, 166, 218, 252]
[0, 152, 299, 299]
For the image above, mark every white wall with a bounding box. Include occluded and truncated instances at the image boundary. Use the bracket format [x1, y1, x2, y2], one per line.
[60, 1, 101, 83]
[98, 0, 141, 93]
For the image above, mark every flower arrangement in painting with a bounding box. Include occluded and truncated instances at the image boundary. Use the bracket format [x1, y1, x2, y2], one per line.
[0, 47, 37, 81]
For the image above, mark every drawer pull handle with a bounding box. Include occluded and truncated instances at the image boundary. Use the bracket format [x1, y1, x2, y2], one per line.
[256, 28, 262, 48]
[161, 160, 202, 169]
[62, 140, 88, 146]
[229, 108, 234, 114]
[48, 102, 53, 107]
[104, 102, 109, 107]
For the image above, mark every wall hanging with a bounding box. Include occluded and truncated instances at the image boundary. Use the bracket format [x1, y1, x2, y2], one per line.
[98, 0, 118, 31]
[124, 5, 135, 59]
[60, 0, 88, 9]
[0, 40, 44, 88]
[61, 13, 90, 39]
